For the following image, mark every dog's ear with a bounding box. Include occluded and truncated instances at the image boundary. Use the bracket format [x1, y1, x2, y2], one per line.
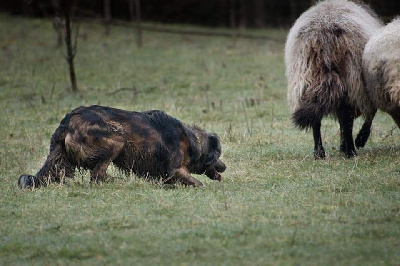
[206, 134, 220, 166]
[208, 134, 220, 151]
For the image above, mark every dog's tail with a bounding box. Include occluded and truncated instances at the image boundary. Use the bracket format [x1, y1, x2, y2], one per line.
[34, 113, 75, 187]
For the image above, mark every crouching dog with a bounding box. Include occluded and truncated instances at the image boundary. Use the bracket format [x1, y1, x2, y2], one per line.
[18, 105, 226, 188]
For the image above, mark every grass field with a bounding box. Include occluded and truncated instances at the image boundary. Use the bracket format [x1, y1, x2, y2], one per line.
[0, 14, 399, 265]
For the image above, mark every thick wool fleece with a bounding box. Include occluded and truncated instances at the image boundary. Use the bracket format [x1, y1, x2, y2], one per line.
[363, 18, 400, 114]
[285, 0, 383, 128]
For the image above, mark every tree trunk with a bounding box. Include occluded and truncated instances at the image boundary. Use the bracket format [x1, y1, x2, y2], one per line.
[239, 0, 246, 29]
[229, 0, 236, 28]
[104, 0, 111, 35]
[290, 0, 297, 24]
[134, 0, 142, 48]
[219, 0, 228, 27]
[64, 12, 78, 92]
[254, 0, 265, 28]
[51, 0, 62, 47]
[128, 0, 134, 21]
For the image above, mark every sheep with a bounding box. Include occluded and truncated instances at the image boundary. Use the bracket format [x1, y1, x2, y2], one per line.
[362, 18, 400, 128]
[285, 0, 383, 159]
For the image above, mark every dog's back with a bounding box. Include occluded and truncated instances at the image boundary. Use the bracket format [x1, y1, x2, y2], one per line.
[64, 106, 195, 180]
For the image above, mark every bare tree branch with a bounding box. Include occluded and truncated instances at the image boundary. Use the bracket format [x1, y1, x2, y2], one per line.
[72, 19, 80, 57]
[64, 8, 78, 92]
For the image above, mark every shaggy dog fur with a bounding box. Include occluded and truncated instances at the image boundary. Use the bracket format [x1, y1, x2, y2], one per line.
[18, 105, 226, 188]
[362, 18, 400, 127]
[285, 0, 383, 158]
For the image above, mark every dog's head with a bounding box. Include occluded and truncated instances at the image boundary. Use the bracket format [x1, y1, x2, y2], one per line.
[190, 133, 226, 181]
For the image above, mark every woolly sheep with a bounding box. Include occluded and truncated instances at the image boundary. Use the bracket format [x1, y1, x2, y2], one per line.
[285, 0, 383, 159]
[362, 18, 400, 128]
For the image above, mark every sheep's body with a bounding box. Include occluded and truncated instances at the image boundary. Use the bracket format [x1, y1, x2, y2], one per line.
[363, 18, 400, 127]
[285, 0, 383, 158]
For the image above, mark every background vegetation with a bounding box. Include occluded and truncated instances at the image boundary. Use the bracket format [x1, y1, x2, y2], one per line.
[1, 0, 399, 27]
[0, 14, 399, 264]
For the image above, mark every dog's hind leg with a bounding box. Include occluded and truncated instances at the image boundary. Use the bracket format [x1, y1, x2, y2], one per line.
[90, 159, 112, 183]
[35, 144, 76, 186]
[89, 144, 124, 183]
[174, 167, 204, 187]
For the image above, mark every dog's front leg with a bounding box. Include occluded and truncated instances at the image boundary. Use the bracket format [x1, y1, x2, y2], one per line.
[174, 167, 204, 187]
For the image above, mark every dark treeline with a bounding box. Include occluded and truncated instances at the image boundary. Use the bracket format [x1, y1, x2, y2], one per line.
[1, 0, 399, 27]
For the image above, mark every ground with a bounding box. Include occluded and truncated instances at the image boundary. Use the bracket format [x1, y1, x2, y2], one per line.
[0, 14, 399, 265]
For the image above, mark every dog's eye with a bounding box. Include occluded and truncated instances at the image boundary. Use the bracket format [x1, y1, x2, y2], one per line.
[206, 154, 215, 166]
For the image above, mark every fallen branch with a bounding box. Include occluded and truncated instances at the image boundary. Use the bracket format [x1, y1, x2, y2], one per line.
[106, 87, 137, 96]
[80, 18, 285, 42]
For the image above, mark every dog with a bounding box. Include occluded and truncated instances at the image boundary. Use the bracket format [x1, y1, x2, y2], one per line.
[18, 105, 226, 188]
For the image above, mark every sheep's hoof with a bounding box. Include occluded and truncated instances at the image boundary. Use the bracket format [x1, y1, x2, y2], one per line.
[355, 134, 368, 149]
[18, 175, 39, 189]
[345, 150, 357, 158]
[314, 148, 326, 159]
[340, 143, 346, 153]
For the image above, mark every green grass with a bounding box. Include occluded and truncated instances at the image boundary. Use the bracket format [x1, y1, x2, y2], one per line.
[0, 14, 399, 265]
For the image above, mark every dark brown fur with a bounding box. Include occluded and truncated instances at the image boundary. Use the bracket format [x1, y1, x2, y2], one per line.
[18, 105, 226, 188]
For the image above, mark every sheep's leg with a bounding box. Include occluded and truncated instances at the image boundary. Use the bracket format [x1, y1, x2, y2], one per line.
[338, 104, 357, 158]
[313, 120, 326, 159]
[355, 110, 376, 148]
[389, 108, 400, 128]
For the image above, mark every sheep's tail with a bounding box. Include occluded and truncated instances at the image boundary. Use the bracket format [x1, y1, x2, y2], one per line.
[292, 105, 324, 130]
[291, 74, 346, 130]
